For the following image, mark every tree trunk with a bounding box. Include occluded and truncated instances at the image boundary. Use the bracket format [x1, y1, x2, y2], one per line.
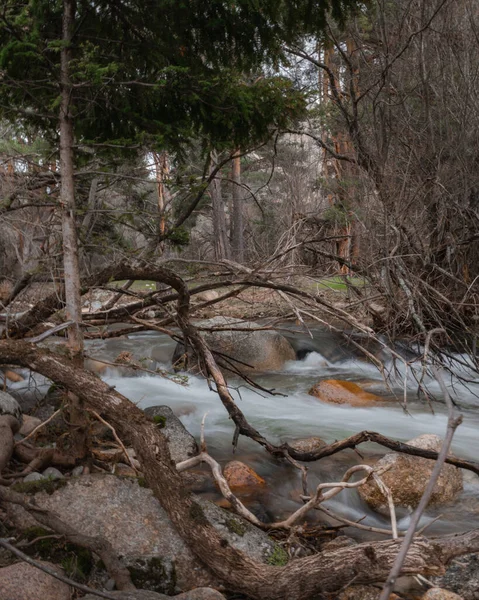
[1, 337, 479, 600]
[210, 150, 231, 260]
[60, 0, 83, 358]
[59, 0, 87, 458]
[231, 150, 244, 263]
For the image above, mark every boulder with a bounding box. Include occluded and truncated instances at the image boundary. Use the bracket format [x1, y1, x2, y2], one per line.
[6, 474, 280, 593]
[287, 437, 326, 454]
[18, 415, 42, 437]
[0, 561, 71, 600]
[172, 316, 295, 374]
[421, 590, 464, 600]
[195, 290, 220, 302]
[431, 552, 479, 600]
[358, 434, 463, 513]
[223, 461, 266, 490]
[308, 379, 383, 407]
[0, 390, 22, 422]
[144, 405, 198, 464]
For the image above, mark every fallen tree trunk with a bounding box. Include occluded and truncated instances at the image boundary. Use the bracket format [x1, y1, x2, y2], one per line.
[1, 338, 478, 600]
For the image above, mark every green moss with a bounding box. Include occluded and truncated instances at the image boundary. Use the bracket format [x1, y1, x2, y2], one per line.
[60, 547, 94, 581]
[11, 478, 66, 495]
[127, 556, 175, 595]
[152, 415, 166, 428]
[137, 477, 148, 488]
[189, 500, 208, 526]
[20, 528, 94, 582]
[225, 517, 246, 536]
[266, 545, 289, 566]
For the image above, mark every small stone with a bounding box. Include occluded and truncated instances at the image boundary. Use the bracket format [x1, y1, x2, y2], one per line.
[338, 586, 400, 600]
[308, 379, 383, 407]
[3, 369, 24, 382]
[0, 561, 71, 600]
[422, 589, 464, 600]
[175, 588, 226, 600]
[71, 465, 84, 477]
[0, 390, 22, 421]
[24, 472, 46, 482]
[223, 461, 266, 489]
[43, 467, 64, 480]
[114, 463, 137, 477]
[287, 437, 326, 454]
[92, 447, 125, 462]
[19, 414, 42, 436]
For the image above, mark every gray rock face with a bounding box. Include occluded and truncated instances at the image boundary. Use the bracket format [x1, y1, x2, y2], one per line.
[172, 316, 296, 374]
[0, 561, 71, 600]
[0, 390, 22, 422]
[431, 552, 479, 599]
[7, 474, 279, 593]
[83, 589, 226, 600]
[359, 434, 463, 513]
[144, 405, 198, 464]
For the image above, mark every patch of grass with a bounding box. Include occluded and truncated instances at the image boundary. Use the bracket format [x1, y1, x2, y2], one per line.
[266, 545, 289, 566]
[152, 415, 166, 428]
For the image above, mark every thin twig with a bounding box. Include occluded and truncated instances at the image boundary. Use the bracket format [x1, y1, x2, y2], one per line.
[379, 368, 463, 600]
[0, 538, 118, 600]
[14, 409, 61, 447]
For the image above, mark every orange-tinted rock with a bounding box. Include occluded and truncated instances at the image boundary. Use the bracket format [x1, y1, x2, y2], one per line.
[308, 379, 383, 407]
[223, 461, 266, 489]
[4, 369, 24, 382]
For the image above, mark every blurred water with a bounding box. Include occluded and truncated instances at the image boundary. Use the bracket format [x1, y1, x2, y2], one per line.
[81, 328, 479, 539]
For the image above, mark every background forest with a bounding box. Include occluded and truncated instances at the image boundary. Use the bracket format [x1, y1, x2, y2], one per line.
[1, 1, 479, 600]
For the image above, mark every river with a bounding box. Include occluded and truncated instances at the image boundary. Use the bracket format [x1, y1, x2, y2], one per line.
[73, 325, 479, 541]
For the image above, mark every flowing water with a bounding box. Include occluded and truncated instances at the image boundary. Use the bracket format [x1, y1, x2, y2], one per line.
[16, 326, 479, 541]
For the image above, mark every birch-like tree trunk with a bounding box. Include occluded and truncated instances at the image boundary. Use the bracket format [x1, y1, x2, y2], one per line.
[231, 150, 244, 262]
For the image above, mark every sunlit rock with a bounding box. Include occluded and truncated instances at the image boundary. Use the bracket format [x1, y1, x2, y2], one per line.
[308, 379, 383, 407]
[359, 434, 463, 513]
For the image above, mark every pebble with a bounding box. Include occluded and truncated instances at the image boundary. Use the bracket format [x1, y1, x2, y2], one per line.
[24, 472, 46, 482]
[43, 467, 64, 480]
[71, 465, 84, 477]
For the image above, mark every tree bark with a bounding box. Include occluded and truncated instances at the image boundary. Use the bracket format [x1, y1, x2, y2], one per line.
[59, 0, 87, 458]
[209, 151, 231, 261]
[60, 0, 83, 358]
[231, 150, 244, 263]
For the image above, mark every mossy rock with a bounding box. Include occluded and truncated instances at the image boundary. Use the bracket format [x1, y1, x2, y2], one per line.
[20, 526, 95, 582]
[126, 555, 176, 594]
[11, 478, 67, 495]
